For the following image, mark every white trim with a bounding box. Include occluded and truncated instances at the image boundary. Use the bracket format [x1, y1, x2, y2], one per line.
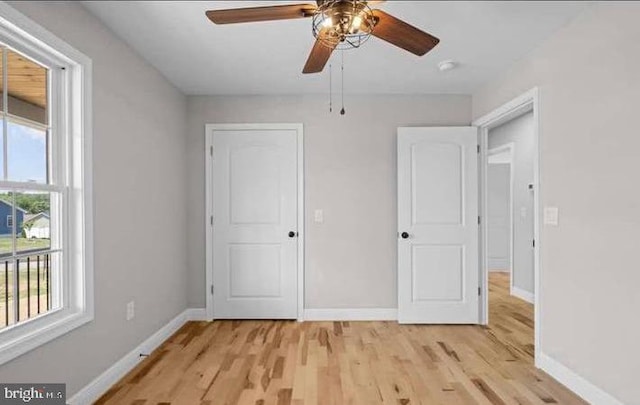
[0, 2, 94, 366]
[204, 128, 213, 321]
[473, 87, 541, 365]
[510, 286, 534, 304]
[304, 308, 397, 321]
[204, 123, 305, 322]
[538, 353, 626, 405]
[68, 308, 204, 405]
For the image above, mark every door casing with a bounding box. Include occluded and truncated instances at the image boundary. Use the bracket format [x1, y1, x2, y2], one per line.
[205, 123, 305, 321]
[473, 88, 541, 367]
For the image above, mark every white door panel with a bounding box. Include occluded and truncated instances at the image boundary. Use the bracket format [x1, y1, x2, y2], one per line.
[213, 129, 298, 319]
[398, 127, 479, 324]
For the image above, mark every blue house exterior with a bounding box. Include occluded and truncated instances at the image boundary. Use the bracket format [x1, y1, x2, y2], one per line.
[0, 199, 25, 236]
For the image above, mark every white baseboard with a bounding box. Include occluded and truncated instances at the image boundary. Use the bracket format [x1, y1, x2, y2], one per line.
[68, 308, 204, 405]
[511, 286, 534, 304]
[304, 308, 397, 321]
[538, 352, 625, 405]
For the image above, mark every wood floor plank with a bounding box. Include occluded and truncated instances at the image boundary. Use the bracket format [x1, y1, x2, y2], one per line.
[95, 273, 586, 405]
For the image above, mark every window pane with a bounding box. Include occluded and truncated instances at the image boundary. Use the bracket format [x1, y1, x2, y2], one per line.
[0, 118, 4, 182]
[15, 191, 52, 254]
[17, 252, 53, 322]
[0, 190, 14, 256]
[0, 260, 15, 329]
[7, 121, 48, 183]
[7, 49, 48, 125]
[0, 48, 4, 181]
[0, 47, 4, 112]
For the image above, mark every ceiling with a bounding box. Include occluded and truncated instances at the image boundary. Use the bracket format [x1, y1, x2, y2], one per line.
[83, 1, 590, 95]
[1, 49, 47, 109]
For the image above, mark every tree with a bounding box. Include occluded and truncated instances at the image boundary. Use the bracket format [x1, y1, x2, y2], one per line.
[0, 192, 50, 214]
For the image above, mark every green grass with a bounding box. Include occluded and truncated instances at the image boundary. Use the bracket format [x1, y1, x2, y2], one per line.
[0, 237, 50, 255]
[0, 238, 53, 326]
[0, 268, 50, 325]
[0, 269, 49, 301]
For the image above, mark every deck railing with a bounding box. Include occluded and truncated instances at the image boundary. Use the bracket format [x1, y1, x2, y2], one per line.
[0, 252, 51, 328]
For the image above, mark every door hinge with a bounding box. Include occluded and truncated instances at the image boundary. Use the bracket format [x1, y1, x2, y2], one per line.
[478, 216, 481, 225]
[210, 285, 214, 295]
[209, 145, 213, 156]
[477, 144, 480, 154]
[210, 216, 214, 226]
[532, 239, 536, 248]
[478, 286, 481, 296]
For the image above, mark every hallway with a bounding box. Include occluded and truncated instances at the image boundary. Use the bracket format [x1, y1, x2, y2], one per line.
[488, 271, 535, 360]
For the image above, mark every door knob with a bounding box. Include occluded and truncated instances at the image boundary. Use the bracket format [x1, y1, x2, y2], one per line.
[401, 232, 409, 239]
[288, 231, 298, 238]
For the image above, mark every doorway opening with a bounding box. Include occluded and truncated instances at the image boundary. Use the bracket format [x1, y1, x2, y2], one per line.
[474, 88, 540, 365]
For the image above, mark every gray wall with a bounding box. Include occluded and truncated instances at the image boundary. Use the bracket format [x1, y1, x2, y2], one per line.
[187, 95, 471, 309]
[0, 1, 188, 397]
[473, 3, 640, 403]
[489, 112, 535, 294]
[487, 163, 510, 271]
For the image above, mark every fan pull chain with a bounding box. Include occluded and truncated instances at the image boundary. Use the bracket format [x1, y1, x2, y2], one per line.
[340, 50, 346, 115]
[329, 63, 332, 113]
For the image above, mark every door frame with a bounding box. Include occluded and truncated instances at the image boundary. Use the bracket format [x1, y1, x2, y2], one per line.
[473, 87, 541, 366]
[204, 123, 305, 322]
[487, 143, 515, 293]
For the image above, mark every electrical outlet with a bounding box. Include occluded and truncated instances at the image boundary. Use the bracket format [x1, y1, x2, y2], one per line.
[126, 301, 135, 321]
[314, 209, 324, 223]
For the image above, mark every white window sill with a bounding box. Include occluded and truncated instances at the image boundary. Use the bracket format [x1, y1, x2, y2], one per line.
[0, 308, 93, 365]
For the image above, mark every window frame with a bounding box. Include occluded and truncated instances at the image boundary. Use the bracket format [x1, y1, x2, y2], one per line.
[0, 3, 93, 365]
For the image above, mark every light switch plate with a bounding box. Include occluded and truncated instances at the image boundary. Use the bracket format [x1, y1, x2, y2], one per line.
[126, 301, 135, 321]
[544, 207, 559, 226]
[314, 209, 323, 223]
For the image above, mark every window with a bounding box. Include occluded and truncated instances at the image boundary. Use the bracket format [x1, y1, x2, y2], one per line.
[0, 46, 58, 330]
[0, 4, 93, 365]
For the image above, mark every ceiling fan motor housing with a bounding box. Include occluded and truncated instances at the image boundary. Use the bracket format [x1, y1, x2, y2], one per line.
[312, 0, 376, 50]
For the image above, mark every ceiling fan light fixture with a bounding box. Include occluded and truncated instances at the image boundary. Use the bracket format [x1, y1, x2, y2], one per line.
[351, 15, 363, 32]
[312, 0, 376, 50]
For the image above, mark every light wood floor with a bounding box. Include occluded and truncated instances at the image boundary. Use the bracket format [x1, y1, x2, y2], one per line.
[96, 273, 585, 405]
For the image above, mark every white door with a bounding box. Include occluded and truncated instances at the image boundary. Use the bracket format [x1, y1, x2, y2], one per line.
[212, 127, 300, 319]
[397, 127, 479, 324]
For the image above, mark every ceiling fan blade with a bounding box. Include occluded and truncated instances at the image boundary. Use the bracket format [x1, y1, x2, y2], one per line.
[371, 9, 439, 56]
[302, 32, 337, 74]
[206, 4, 316, 25]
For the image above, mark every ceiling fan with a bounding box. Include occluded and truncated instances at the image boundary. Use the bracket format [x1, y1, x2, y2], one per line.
[205, 0, 440, 74]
